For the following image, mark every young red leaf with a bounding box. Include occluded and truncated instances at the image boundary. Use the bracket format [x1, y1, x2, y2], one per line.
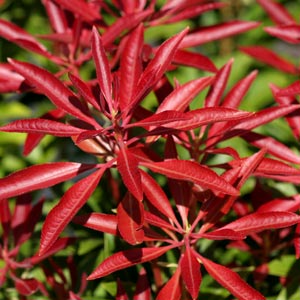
[264, 25, 300, 44]
[173, 50, 217, 73]
[181, 21, 260, 48]
[140, 159, 239, 196]
[276, 81, 300, 97]
[205, 59, 233, 108]
[156, 77, 213, 113]
[119, 24, 144, 111]
[257, 195, 300, 214]
[87, 244, 178, 280]
[0, 199, 11, 243]
[39, 168, 105, 255]
[91, 27, 113, 113]
[256, 0, 295, 25]
[133, 268, 151, 300]
[14, 278, 39, 296]
[133, 27, 189, 107]
[117, 147, 143, 201]
[8, 59, 98, 127]
[144, 210, 178, 232]
[0, 118, 84, 137]
[0, 63, 24, 92]
[52, 0, 100, 22]
[198, 254, 266, 300]
[196, 229, 245, 241]
[116, 278, 129, 300]
[73, 212, 118, 236]
[43, 0, 68, 33]
[0, 162, 95, 200]
[141, 170, 178, 225]
[239, 46, 298, 74]
[156, 267, 182, 300]
[117, 193, 144, 245]
[220, 211, 300, 235]
[180, 246, 201, 299]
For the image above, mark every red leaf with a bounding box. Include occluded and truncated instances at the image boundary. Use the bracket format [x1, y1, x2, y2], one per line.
[8, 59, 97, 127]
[0, 118, 84, 137]
[53, 0, 100, 22]
[181, 21, 260, 48]
[0, 63, 24, 92]
[276, 81, 300, 97]
[73, 212, 118, 235]
[133, 268, 151, 300]
[197, 229, 245, 240]
[257, 195, 300, 214]
[91, 27, 113, 112]
[140, 159, 239, 196]
[43, 0, 68, 33]
[117, 147, 143, 201]
[120, 24, 144, 111]
[180, 246, 201, 299]
[0, 162, 95, 200]
[117, 193, 144, 245]
[199, 254, 266, 300]
[239, 46, 298, 74]
[141, 170, 178, 225]
[156, 77, 213, 113]
[116, 278, 129, 300]
[156, 267, 182, 300]
[39, 168, 105, 255]
[133, 27, 189, 107]
[264, 25, 300, 44]
[256, 0, 295, 25]
[205, 59, 233, 108]
[220, 211, 300, 235]
[87, 244, 178, 280]
[144, 211, 177, 232]
[14, 278, 39, 296]
[173, 50, 217, 73]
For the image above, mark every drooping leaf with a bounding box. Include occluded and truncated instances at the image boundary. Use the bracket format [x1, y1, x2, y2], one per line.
[140, 159, 239, 196]
[0, 162, 95, 200]
[8, 59, 98, 127]
[181, 21, 260, 48]
[39, 168, 105, 255]
[117, 193, 144, 245]
[156, 267, 182, 300]
[239, 46, 298, 74]
[199, 254, 266, 300]
[256, 0, 295, 25]
[119, 24, 144, 111]
[87, 244, 178, 280]
[180, 246, 201, 299]
[0, 118, 84, 137]
[117, 147, 143, 201]
[220, 211, 300, 235]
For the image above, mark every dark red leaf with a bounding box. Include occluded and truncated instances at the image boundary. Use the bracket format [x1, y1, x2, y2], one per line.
[133, 268, 151, 300]
[180, 246, 201, 299]
[116, 278, 129, 300]
[156, 267, 182, 300]
[117, 147, 143, 201]
[256, 0, 295, 25]
[220, 211, 300, 235]
[199, 254, 266, 300]
[140, 159, 239, 196]
[239, 46, 298, 74]
[39, 168, 105, 255]
[181, 21, 260, 48]
[14, 278, 39, 296]
[0, 162, 95, 200]
[0, 118, 84, 137]
[117, 193, 144, 245]
[87, 244, 178, 280]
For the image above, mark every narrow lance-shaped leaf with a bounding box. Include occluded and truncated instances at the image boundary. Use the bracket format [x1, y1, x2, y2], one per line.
[180, 21, 260, 48]
[140, 159, 239, 196]
[87, 244, 178, 280]
[196, 228, 245, 241]
[156, 267, 182, 300]
[0, 118, 85, 137]
[0, 162, 96, 201]
[44, 0, 68, 33]
[264, 25, 300, 44]
[219, 211, 300, 235]
[256, 0, 295, 25]
[117, 193, 144, 245]
[257, 195, 300, 214]
[133, 268, 151, 300]
[180, 245, 201, 299]
[116, 279, 129, 300]
[8, 59, 98, 127]
[198, 254, 266, 300]
[239, 46, 298, 74]
[91, 27, 113, 113]
[276, 81, 300, 97]
[156, 76, 213, 113]
[120, 24, 144, 111]
[39, 167, 105, 256]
